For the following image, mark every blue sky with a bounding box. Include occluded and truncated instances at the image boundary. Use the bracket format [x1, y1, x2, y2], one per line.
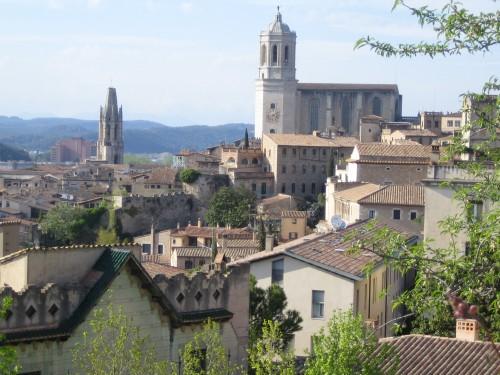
[0, 0, 498, 125]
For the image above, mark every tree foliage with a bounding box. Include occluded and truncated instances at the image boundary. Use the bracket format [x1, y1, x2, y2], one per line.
[39, 203, 108, 246]
[206, 186, 255, 228]
[181, 320, 242, 375]
[248, 320, 295, 375]
[180, 168, 201, 184]
[353, 0, 500, 342]
[0, 297, 19, 375]
[304, 310, 398, 375]
[249, 275, 302, 348]
[72, 304, 173, 375]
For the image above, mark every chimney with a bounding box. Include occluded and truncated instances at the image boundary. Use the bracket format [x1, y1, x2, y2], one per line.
[197, 218, 202, 228]
[265, 234, 274, 251]
[456, 319, 479, 342]
[177, 222, 180, 229]
[430, 142, 440, 164]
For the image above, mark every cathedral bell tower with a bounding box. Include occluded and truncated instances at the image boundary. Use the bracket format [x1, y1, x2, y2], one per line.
[255, 8, 298, 138]
[97, 87, 124, 164]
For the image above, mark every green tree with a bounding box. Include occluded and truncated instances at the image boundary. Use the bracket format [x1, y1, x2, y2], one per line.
[72, 304, 173, 375]
[123, 153, 152, 165]
[248, 320, 295, 375]
[96, 208, 119, 245]
[257, 219, 266, 251]
[206, 186, 255, 228]
[181, 320, 242, 375]
[0, 297, 19, 375]
[249, 275, 302, 348]
[353, 1, 500, 341]
[180, 168, 201, 184]
[39, 203, 107, 245]
[305, 310, 398, 375]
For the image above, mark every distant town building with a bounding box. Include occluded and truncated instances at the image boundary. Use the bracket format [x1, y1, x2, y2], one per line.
[255, 9, 402, 138]
[173, 150, 220, 174]
[97, 87, 124, 164]
[381, 129, 439, 146]
[262, 132, 359, 198]
[50, 137, 95, 163]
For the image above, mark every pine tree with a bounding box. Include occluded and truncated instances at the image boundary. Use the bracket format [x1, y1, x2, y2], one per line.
[244, 128, 249, 149]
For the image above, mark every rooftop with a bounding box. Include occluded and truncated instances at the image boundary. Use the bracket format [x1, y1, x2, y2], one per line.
[281, 210, 308, 218]
[352, 143, 431, 163]
[231, 220, 416, 280]
[334, 183, 425, 207]
[377, 334, 500, 375]
[264, 133, 359, 148]
[297, 83, 399, 92]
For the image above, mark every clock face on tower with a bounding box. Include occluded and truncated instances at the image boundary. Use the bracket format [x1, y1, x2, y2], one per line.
[266, 107, 281, 123]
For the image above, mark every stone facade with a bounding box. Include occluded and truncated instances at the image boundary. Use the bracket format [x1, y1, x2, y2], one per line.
[114, 193, 201, 236]
[97, 87, 124, 164]
[255, 10, 402, 138]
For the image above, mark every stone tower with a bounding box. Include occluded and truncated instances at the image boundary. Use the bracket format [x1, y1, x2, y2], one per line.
[255, 8, 298, 138]
[97, 87, 124, 164]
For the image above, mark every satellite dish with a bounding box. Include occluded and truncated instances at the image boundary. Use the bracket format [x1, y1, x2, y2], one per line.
[330, 215, 346, 231]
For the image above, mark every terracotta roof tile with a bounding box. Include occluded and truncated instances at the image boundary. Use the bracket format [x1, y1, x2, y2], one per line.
[377, 335, 500, 375]
[334, 183, 381, 202]
[354, 143, 431, 163]
[359, 185, 425, 206]
[281, 210, 308, 218]
[265, 134, 359, 148]
[173, 247, 212, 257]
[142, 262, 185, 278]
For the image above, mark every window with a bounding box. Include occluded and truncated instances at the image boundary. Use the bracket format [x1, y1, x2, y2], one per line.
[284, 45, 289, 64]
[368, 210, 375, 219]
[142, 244, 151, 254]
[292, 148, 297, 156]
[289, 232, 298, 240]
[272, 45, 278, 65]
[410, 211, 417, 220]
[393, 209, 401, 220]
[188, 237, 197, 246]
[455, 120, 461, 127]
[157, 244, 164, 255]
[312, 165, 316, 173]
[468, 201, 483, 221]
[302, 165, 307, 174]
[261, 182, 267, 195]
[260, 44, 266, 65]
[282, 165, 287, 173]
[185, 260, 194, 269]
[272, 259, 284, 285]
[251, 183, 257, 192]
[309, 99, 320, 131]
[426, 119, 431, 128]
[321, 165, 326, 174]
[434, 120, 439, 128]
[252, 158, 258, 165]
[312, 290, 325, 318]
[303, 149, 307, 156]
[292, 165, 296, 174]
[241, 158, 248, 165]
[322, 149, 326, 156]
[447, 120, 453, 127]
[281, 183, 286, 193]
[301, 183, 306, 193]
[282, 148, 287, 156]
[312, 149, 317, 156]
[291, 183, 296, 193]
[385, 166, 391, 171]
[372, 97, 382, 116]
[311, 183, 316, 194]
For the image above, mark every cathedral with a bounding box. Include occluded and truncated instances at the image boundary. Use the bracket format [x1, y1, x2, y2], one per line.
[97, 87, 124, 164]
[255, 9, 403, 138]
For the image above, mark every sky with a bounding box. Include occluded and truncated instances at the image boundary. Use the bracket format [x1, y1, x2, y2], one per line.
[0, 0, 498, 125]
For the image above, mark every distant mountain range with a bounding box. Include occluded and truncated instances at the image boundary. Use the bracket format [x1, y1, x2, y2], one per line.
[0, 116, 254, 154]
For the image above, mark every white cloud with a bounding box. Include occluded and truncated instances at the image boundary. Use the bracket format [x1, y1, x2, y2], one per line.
[179, 2, 193, 14]
[87, 0, 102, 8]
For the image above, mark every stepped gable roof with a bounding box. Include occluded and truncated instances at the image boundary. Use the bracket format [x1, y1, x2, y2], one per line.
[377, 334, 500, 375]
[297, 83, 398, 92]
[231, 220, 417, 280]
[359, 184, 425, 206]
[281, 210, 307, 218]
[352, 143, 431, 163]
[265, 133, 359, 147]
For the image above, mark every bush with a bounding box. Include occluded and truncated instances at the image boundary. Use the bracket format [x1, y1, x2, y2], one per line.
[180, 168, 201, 184]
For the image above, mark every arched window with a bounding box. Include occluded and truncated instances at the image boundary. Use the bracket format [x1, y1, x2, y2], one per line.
[241, 158, 248, 165]
[309, 98, 320, 131]
[260, 44, 267, 66]
[372, 97, 382, 116]
[227, 157, 236, 165]
[341, 97, 351, 133]
[284, 45, 289, 65]
[252, 158, 258, 165]
[272, 45, 278, 65]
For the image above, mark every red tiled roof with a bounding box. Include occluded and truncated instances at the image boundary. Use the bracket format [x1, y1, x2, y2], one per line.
[142, 262, 185, 278]
[377, 334, 500, 375]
